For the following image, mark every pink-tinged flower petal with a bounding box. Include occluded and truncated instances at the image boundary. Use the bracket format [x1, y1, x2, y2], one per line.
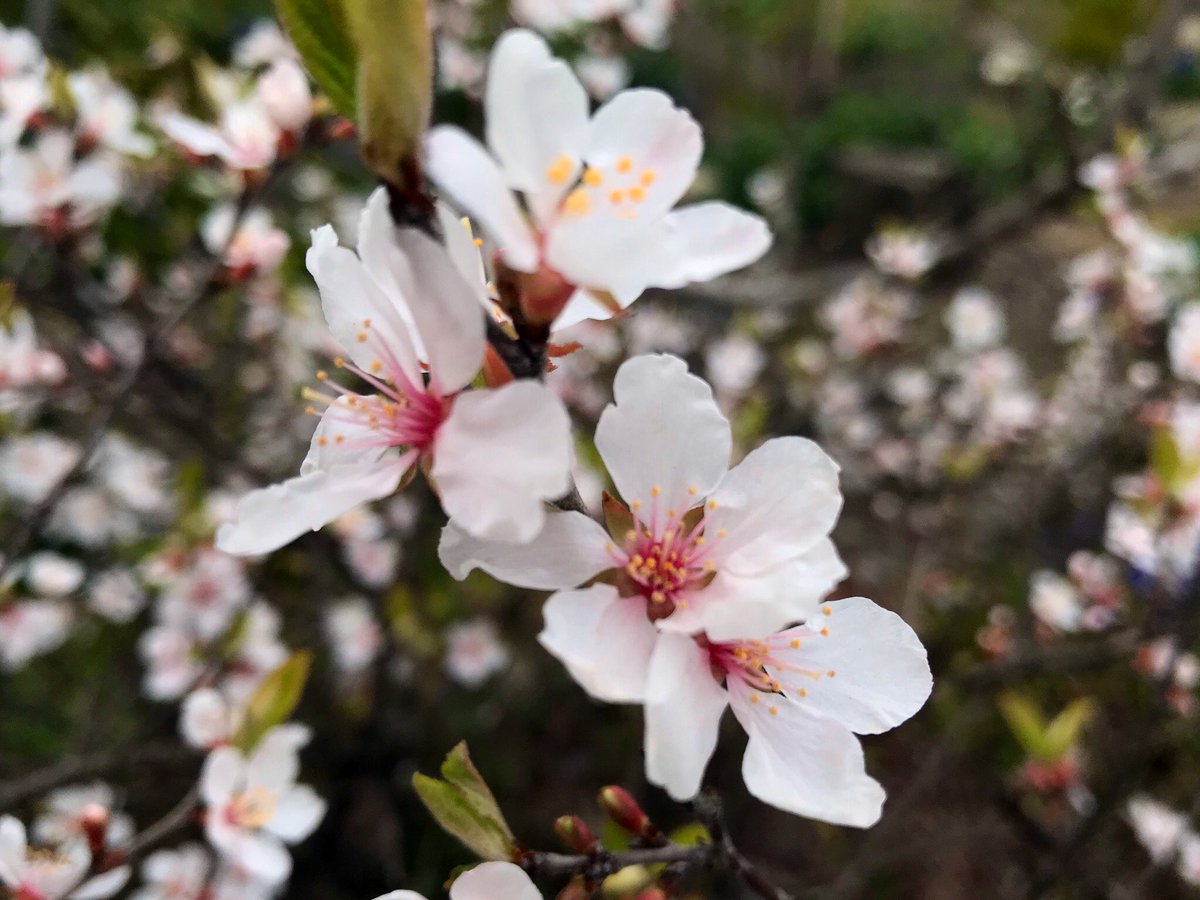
[485, 30, 589, 223]
[439, 510, 612, 589]
[706, 437, 843, 574]
[583, 88, 702, 219]
[306, 223, 422, 385]
[662, 539, 847, 641]
[358, 189, 486, 393]
[215, 456, 413, 557]
[643, 633, 728, 800]
[246, 728, 301, 796]
[774, 597, 932, 735]
[267, 785, 326, 843]
[157, 112, 234, 159]
[227, 829, 292, 884]
[654, 201, 772, 288]
[538, 584, 657, 702]
[435, 202, 489, 303]
[300, 395, 394, 475]
[451, 862, 541, 900]
[433, 381, 572, 543]
[71, 866, 130, 899]
[544, 214, 672, 302]
[553, 288, 621, 330]
[729, 683, 886, 828]
[426, 126, 539, 273]
[595, 354, 731, 519]
[0, 816, 27, 887]
[372, 893, 427, 900]
[200, 747, 244, 807]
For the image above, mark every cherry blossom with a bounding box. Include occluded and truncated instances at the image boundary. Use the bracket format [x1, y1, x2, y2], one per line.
[442, 353, 848, 642]
[0, 309, 65, 402]
[375, 861, 542, 900]
[201, 205, 291, 278]
[0, 129, 123, 229]
[216, 188, 573, 556]
[200, 725, 325, 886]
[0, 816, 129, 900]
[426, 29, 771, 329]
[944, 287, 1005, 351]
[181, 687, 239, 749]
[0, 599, 71, 670]
[86, 569, 146, 624]
[131, 844, 210, 900]
[1170, 304, 1200, 383]
[68, 69, 155, 158]
[444, 618, 510, 687]
[34, 783, 134, 850]
[158, 99, 281, 172]
[324, 598, 384, 677]
[0, 25, 44, 81]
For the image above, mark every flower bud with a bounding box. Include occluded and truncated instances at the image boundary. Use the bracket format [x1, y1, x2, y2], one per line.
[555, 878, 590, 900]
[554, 815, 598, 854]
[256, 59, 312, 134]
[598, 786, 657, 840]
[79, 803, 109, 855]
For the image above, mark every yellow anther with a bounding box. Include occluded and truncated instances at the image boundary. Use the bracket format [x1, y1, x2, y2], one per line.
[563, 188, 592, 215]
[768, 706, 778, 716]
[799, 688, 808, 698]
[820, 627, 829, 637]
[789, 639, 801, 649]
[629, 186, 646, 203]
[651, 485, 662, 497]
[305, 406, 317, 415]
[688, 486, 698, 495]
[605, 543, 614, 553]
[822, 606, 832, 616]
[370, 360, 383, 373]
[625, 530, 636, 542]
[617, 155, 633, 173]
[609, 189, 624, 204]
[546, 154, 574, 184]
[651, 590, 666, 604]
[704, 560, 716, 571]
[707, 499, 719, 510]
[316, 370, 328, 381]
[334, 356, 345, 368]
[318, 437, 328, 446]
[335, 434, 345, 444]
[631, 500, 642, 511]
[827, 670, 836, 677]
[640, 169, 657, 186]
[363, 318, 372, 328]
[667, 509, 677, 518]
[473, 238, 483, 248]
[694, 536, 705, 546]
[750, 694, 759, 704]
[356, 332, 367, 342]
[716, 529, 728, 538]
[583, 168, 603, 187]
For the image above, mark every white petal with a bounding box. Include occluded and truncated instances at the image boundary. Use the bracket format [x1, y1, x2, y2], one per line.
[545, 215, 672, 301]
[433, 382, 572, 543]
[435, 201, 489, 300]
[157, 112, 233, 159]
[552, 288, 621, 330]
[595, 354, 730, 518]
[643, 633, 729, 800]
[426, 126, 539, 272]
[729, 683, 885, 828]
[372, 894, 427, 900]
[306, 222, 421, 384]
[246, 727, 301, 795]
[71, 866, 130, 900]
[653, 201, 772, 289]
[538, 584, 657, 702]
[706, 437, 843, 574]
[485, 29, 589, 222]
[267, 785, 326, 843]
[438, 510, 612, 589]
[584, 88, 702, 218]
[775, 597, 932, 735]
[215, 457, 412, 556]
[451, 861, 541, 900]
[201, 747, 244, 807]
[0, 816, 27, 888]
[229, 829, 292, 884]
[300, 395, 392, 475]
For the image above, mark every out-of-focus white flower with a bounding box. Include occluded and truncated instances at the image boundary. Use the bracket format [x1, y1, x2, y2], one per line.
[158, 101, 280, 171]
[202, 205, 291, 277]
[0, 815, 129, 899]
[704, 333, 765, 398]
[0, 129, 123, 229]
[0, 599, 71, 669]
[201, 726, 325, 886]
[820, 276, 914, 359]
[131, 843, 211, 900]
[945, 287, 1006, 351]
[139, 623, 204, 700]
[865, 228, 939, 280]
[216, 188, 574, 556]
[234, 21, 298, 69]
[1028, 570, 1083, 633]
[181, 687, 239, 749]
[444, 619, 509, 687]
[1127, 796, 1200, 885]
[49, 488, 139, 549]
[254, 60, 311, 134]
[25, 552, 85, 598]
[34, 782, 134, 849]
[442, 353, 849, 642]
[324, 598, 383, 676]
[1170, 304, 1200, 383]
[575, 52, 630, 99]
[0, 309, 65, 398]
[980, 36, 1036, 86]
[68, 68, 154, 157]
[427, 30, 770, 329]
[158, 548, 252, 642]
[437, 36, 486, 94]
[374, 861, 543, 900]
[87, 569, 145, 624]
[97, 435, 173, 518]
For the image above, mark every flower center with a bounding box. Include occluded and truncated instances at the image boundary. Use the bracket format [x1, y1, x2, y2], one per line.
[226, 786, 277, 829]
[545, 153, 659, 224]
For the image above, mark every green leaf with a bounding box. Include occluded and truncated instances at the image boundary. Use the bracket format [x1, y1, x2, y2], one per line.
[998, 691, 1049, 759]
[274, 0, 358, 117]
[343, 0, 432, 185]
[1043, 698, 1094, 761]
[234, 651, 312, 753]
[413, 743, 515, 861]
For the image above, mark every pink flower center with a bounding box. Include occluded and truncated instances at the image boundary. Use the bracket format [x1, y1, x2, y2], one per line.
[306, 324, 450, 457]
[225, 786, 277, 829]
[704, 613, 838, 711]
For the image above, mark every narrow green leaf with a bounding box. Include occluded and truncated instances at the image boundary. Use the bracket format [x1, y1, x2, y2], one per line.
[998, 691, 1051, 760]
[274, 0, 358, 117]
[1043, 698, 1094, 761]
[412, 772, 514, 861]
[235, 651, 313, 752]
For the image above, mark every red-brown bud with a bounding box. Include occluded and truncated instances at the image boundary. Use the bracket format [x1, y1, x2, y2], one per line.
[79, 804, 109, 856]
[555, 878, 590, 900]
[554, 815, 598, 854]
[599, 786, 657, 840]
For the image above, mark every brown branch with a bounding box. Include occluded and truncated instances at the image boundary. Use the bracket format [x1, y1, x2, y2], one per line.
[0, 743, 195, 810]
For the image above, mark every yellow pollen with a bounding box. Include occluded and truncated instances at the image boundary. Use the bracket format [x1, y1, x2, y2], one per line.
[363, 318, 372, 328]
[356, 332, 367, 342]
[631, 500, 642, 511]
[820, 627, 829, 636]
[677, 600, 688, 609]
[651, 590, 666, 604]
[789, 639, 801, 649]
[583, 168, 603, 186]
[316, 370, 328, 381]
[640, 169, 658, 186]
[305, 405, 317, 415]
[750, 694, 759, 704]
[563, 188, 591, 215]
[799, 688, 808, 698]
[651, 486, 662, 497]
[335, 434, 345, 444]
[707, 499, 719, 510]
[609, 189, 624, 204]
[370, 360, 383, 373]
[625, 530, 636, 541]
[334, 357, 345, 368]
[546, 155, 574, 184]
[716, 529, 728, 538]
[704, 561, 716, 571]
[617, 155, 633, 173]
[605, 543, 614, 553]
[473, 238, 483, 247]
[694, 536, 705, 546]
[769, 706, 779, 716]
[629, 186, 646, 203]
[827, 670, 836, 677]
[318, 437, 328, 446]
[667, 509, 677, 518]
[822, 607, 832, 616]
[688, 486, 698, 495]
